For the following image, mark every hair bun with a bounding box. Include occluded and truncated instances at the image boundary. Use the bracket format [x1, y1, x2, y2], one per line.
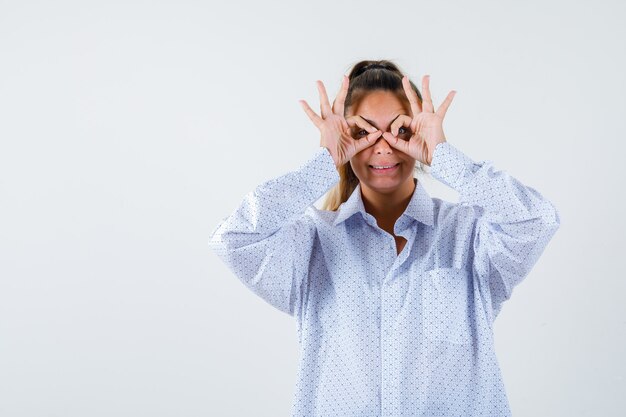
[364, 63, 388, 71]
[351, 61, 400, 79]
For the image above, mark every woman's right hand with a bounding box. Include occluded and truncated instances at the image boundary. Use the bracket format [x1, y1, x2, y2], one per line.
[299, 75, 382, 168]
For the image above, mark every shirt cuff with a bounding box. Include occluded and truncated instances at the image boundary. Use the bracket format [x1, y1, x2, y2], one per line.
[429, 142, 485, 190]
[298, 147, 340, 197]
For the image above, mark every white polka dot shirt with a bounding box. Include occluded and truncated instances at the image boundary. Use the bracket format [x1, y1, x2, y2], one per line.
[208, 141, 561, 416]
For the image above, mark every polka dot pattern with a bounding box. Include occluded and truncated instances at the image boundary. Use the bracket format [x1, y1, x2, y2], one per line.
[208, 142, 560, 416]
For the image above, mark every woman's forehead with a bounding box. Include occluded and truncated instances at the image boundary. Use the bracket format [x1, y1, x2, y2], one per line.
[348, 90, 412, 121]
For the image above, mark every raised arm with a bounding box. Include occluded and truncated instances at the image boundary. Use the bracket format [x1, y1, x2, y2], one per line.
[429, 142, 560, 321]
[208, 147, 339, 317]
[209, 74, 384, 317]
[384, 73, 560, 321]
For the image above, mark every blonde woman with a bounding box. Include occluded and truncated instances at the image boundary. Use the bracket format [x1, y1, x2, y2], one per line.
[208, 60, 560, 416]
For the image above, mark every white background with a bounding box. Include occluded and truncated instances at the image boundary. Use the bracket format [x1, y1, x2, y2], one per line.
[1, 0, 625, 416]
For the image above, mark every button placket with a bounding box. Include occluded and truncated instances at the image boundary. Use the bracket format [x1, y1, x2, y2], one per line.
[389, 226, 416, 276]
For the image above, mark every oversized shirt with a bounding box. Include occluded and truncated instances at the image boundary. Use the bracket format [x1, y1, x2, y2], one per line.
[208, 141, 560, 417]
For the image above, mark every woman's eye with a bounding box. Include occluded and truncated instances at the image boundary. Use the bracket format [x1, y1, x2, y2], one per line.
[398, 126, 411, 140]
[350, 128, 367, 139]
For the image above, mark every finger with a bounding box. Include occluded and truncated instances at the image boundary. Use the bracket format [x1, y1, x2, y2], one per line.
[421, 75, 434, 113]
[402, 76, 422, 117]
[435, 90, 456, 119]
[389, 114, 412, 137]
[382, 131, 411, 154]
[353, 130, 383, 153]
[299, 99, 322, 128]
[316, 80, 332, 118]
[346, 115, 379, 133]
[332, 75, 349, 115]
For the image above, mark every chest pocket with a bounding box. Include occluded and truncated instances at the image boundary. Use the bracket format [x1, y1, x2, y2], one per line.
[421, 267, 473, 345]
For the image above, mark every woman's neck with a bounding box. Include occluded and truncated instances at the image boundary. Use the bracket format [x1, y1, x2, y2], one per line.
[360, 178, 416, 235]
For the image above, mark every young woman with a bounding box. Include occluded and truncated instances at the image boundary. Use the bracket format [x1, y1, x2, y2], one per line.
[208, 60, 560, 417]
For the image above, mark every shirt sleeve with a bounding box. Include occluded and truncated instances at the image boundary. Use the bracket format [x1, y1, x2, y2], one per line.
[208, 147, 340, 317]
[429, 141, 561, 322]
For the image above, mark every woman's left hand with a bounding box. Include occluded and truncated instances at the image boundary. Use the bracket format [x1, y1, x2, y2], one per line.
[382, 75, 456, 166]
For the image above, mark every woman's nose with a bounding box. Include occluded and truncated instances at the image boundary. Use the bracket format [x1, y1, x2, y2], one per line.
[373, 136, 393, 153]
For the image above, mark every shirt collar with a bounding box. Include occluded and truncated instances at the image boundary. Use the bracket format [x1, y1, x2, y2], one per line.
[332, 178, 434, 227]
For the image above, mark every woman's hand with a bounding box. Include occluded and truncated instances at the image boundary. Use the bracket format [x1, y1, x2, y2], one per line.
[299, 75, 383, 168]
[382, 75, 456, 166]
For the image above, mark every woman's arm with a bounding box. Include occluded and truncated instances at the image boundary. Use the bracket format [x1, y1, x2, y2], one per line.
[383, 74, 560, 322]
[208, 147, 339, 318]
[210, 74, 386, 318]
[429, 141, 561, 322]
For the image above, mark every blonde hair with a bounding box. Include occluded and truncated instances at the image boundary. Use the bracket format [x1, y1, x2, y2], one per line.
[321, 59, 426, 211]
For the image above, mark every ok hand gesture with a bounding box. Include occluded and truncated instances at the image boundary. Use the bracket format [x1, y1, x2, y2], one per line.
[299, 76, 383, 168]
[382, 75, 456, 166]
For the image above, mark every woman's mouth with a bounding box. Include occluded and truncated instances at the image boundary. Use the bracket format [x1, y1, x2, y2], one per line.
[369, 163, 399, 173]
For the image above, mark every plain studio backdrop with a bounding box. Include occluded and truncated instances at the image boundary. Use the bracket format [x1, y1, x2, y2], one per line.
[1, 0, 624, 416]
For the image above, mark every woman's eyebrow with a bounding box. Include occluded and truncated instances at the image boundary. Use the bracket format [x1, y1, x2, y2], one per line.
[361, 114, 402, 129]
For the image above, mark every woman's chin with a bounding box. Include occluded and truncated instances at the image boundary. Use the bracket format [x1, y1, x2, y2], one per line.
[362, 178, 404, 193]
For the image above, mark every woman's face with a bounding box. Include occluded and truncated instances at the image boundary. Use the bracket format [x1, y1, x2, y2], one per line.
[346, 90, 416, 195]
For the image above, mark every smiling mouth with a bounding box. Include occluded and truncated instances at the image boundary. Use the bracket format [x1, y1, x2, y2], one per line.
[369, 163, 400, 172]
